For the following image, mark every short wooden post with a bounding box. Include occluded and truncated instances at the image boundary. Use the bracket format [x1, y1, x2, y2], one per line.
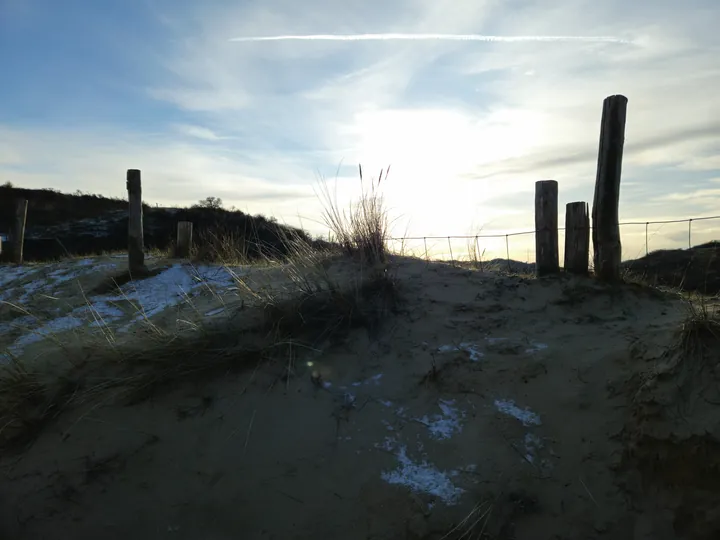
[176, 221, 193, 258]
[592, 94, 628, 281]
[535, 180, 559, 276]
[13, 199, 28, 265]
[126, 169, 145, 273]
[564, 202, 590, 275]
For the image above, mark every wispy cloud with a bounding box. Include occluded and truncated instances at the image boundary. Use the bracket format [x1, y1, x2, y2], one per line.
[173, 124, 230, 141]
[229, 33, 637, 44]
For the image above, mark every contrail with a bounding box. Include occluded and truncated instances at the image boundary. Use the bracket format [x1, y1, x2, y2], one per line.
[229, 33, 636, 45]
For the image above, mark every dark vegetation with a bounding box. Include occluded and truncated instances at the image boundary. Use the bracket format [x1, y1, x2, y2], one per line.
[0, 184, 328, 262]
[622, 241, 720, 295]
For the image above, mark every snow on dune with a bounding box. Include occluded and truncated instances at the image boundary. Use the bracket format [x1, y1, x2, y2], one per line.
[0, 259, 247, 361]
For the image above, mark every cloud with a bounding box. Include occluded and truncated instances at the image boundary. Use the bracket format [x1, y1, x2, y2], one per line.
[229, 33, 636, 44]
[1, 0, 719, 256]
[173, 124, 229, 141]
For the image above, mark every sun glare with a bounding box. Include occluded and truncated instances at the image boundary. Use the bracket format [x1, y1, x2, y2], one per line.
[340, 106, 549, 236]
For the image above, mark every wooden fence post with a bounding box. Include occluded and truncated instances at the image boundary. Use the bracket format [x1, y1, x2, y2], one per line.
[535, 180, 559, 276]
[13, 199, 28, 265]
[592, 94, 628, 281]
[564, 202, 590, 275]
[176, 221, 193, 258]
[126, 169, 146, 273]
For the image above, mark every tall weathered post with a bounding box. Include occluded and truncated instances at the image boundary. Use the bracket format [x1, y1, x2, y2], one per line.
[176, 221, 193, 258]
[126, 169, 145, 273]
[564, 201, 590, 275]
[592, 94, 628, 281]
[13, 199, 28, 265]
[535, 180, 559, 276]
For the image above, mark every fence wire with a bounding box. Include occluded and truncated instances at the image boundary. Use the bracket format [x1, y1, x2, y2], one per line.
[387, 214, 720, 264]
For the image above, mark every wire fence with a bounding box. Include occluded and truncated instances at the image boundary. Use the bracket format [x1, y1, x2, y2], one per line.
[386, 214, 720, 266]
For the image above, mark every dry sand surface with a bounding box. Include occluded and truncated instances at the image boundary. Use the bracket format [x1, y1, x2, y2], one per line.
[1, 255, 719, 539]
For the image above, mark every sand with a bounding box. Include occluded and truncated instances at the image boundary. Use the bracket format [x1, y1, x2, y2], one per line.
[0, 255, 718, 539]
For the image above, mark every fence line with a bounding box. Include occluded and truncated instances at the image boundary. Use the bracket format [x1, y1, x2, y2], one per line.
[387, 214, 720, 263]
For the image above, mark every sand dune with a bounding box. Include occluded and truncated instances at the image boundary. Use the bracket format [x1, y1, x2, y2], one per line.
[0, 255, 718, 539]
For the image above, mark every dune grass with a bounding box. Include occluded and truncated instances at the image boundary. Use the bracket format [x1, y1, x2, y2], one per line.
[0, 165, 396, 451]
[679, 293, 720, 358]
[316, 164, 390, 266]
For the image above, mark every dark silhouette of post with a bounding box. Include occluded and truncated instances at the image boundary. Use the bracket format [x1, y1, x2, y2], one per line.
[535, 180, 559, 276]
[176, 221, 193, 258]
[564, 202, 590, 275]
[126, 169, 145, 273]
[13, 199, 28, 264]
[592, 94, 628, 281]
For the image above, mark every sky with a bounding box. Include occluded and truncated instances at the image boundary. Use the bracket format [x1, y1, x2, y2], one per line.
[1, 0, 719, 262]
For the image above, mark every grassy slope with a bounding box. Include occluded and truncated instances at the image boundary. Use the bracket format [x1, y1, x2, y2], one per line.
[0, 184, 327, 262]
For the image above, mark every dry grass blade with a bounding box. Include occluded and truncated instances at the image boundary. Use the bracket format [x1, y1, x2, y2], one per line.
[315, 164, 390, 266]
[680, 294, 720, 357]
[0, 358, 78, 450]
[438, 500, 494, 540]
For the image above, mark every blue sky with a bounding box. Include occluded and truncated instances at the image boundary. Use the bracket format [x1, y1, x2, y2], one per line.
[1, 0, 719, 260]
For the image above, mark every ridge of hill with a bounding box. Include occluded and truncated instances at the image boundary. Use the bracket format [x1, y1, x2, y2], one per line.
[0, 184, 325, 262]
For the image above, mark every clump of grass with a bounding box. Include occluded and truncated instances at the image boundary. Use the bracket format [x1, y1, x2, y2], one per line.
[0, 357, 78, 450]
[84, 267, 400, 404]
[466, 235, 487, 271]
[316, 164, 390, 266]
[679, 294, 720, 357]
[191, 226, 257, 265]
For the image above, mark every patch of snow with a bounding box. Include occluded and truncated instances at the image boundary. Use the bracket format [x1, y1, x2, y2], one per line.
[367, 373, 383, 385]
[352, 373, 384, 387]
[378, 400, 393, 408]
[0, 315, 38, 336]
[2, 262, 250, 358]
[438, 342, 484, 361]
[7, 315, 85, 356]
[0, 287, 17, 301]
[525, 342, 548, 354]
[0, 265, 39, 289]
[416, 399, 465, 440]
[381, 445, 465, 505]
[375, 436, 397, 452]
[494, 399, 542, 426]
[523, 433, 543, 463]
[91, 264, 243, 326]
[18, 280, 46, 304]
[80, 302, 126, 327]
[10, 260, 118, 305]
